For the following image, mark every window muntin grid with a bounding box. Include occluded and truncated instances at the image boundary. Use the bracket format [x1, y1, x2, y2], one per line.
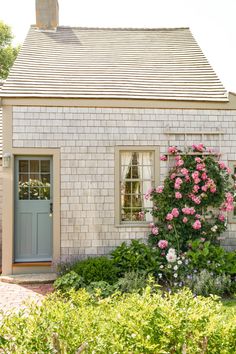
[120, 151, 154, 222]
[18, 159, 51, 200]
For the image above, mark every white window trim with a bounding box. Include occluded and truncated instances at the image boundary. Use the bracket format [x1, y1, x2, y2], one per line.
[115, 146, 160, 227]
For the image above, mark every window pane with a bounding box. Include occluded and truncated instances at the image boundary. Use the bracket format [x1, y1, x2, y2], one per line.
[121, 208, 132, 221]
[30, 174, 40, 184]
[41, 160, 50, 173]
[120, 150, 154, 223]
[40, 187, 50, 200]
[19, 160, 28, 173]
[132, 208, 142, 221]
[121, 194, 131, 208]
[41, 174, 50, 186]
[30, 160, 39, 173]
[132, 194, 142, 208]
[30, 187, 40, 200]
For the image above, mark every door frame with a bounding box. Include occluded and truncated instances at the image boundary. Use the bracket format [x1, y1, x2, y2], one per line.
[14, 156, 53, 262]
[2, 145, 60, 275]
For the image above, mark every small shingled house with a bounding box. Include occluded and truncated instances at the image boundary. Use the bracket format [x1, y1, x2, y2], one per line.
[0, 0, 236, 275]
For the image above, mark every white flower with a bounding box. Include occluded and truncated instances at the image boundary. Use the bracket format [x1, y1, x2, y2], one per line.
[146, 335, 151, 340]
[166, 252, 177, 263]
[131, 333, 136, 338]
[173, 265, 178, 271]
[168, 248, 176, 254]
[167, 264, 172, 269]
[174, 273, 178, 278]
[158, 273, 162, 278]
[211, 225, 218, 232]
[160, 265, 164, 269]
[177, 260, 182, 265]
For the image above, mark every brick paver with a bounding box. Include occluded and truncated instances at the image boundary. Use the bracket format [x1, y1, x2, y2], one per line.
[0, 282, 53, 315]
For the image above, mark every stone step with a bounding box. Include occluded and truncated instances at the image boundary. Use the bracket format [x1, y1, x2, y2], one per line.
[0, 273, 57, 284]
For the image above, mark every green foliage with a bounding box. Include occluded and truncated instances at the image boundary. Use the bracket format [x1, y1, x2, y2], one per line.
[85, 281, 114, 298]
[0, 21, 19, 79]
[0, 288, 236, 353]
[111, 239, 160, 276]
[54, 271, 84, 292]
[186, 269, 232, 297]
[187, 240, 236, 276]
[114, 271, 148, 293]
[70, 256, 119, 284]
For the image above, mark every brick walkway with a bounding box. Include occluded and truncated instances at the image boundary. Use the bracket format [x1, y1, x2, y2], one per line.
[0, 282, 54, 315]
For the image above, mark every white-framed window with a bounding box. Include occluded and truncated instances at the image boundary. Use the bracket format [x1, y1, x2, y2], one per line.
[229, 161, 236, 223]
[115, 147, 159, 225]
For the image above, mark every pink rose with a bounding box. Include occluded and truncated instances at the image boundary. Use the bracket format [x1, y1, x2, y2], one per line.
[193, 185, 200, 193]
[193, 220, 201, 230]
[183, 217, 188, 223]
[196, 163, 205, 171]
[151, 226, 159, 235]
[149, 222, 154, 228]
[160, 155, 167, 161]
[192, 144, 204, 152]
[181, 168, 189, 176]
[194, 177, 201, 184]
[218, 213, 225, 222]
[170, 173, 176, 180]
[195, 157, 202, 163]
[210, 187, 216, 193]
[145, 187, 153, 200]
[195, 214, 201, 219]
[192, 171, 199, 179]
[158, 240, 168, 249]
[168, 146, 178, 154]
[171, 208, 179, 217]
[201, 185, 208, 192]
[175, 155, 181, 161]
[176, 159, 184, 167]
[201, 172, 207, 181]
[175, 192, 182, 199]
[166, 213, 174, 221]
[226, 167, 231, 174]
[156, 186, 164, 193]
[218, 161, 226, 169]
[200, 237, 206, 242]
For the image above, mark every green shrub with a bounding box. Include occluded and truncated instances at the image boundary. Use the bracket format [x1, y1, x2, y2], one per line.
[0, 288, 236, 353]
[187, 240, 236, 276]
[85, 281, 114, 298]
[111, 239, 160, 276]
[186, 269, 232, 296]
[70, 256, 119, 285]
[54, 271, 84, 292]
[114, 271, 148, 294]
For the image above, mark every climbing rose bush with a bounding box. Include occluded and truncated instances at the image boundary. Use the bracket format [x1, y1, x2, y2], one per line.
[145, 145, 235, 253]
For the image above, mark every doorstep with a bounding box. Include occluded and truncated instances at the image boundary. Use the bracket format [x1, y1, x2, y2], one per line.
[0, 273, 57, 284]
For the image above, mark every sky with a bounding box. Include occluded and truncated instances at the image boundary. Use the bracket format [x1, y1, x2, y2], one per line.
[0, 0, 236, 92]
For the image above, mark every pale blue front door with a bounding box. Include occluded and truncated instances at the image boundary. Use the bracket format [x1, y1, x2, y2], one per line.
[15, 157, 53, 262]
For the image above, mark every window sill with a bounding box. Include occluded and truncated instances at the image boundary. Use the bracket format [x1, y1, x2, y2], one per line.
[115, 223, 150, 228]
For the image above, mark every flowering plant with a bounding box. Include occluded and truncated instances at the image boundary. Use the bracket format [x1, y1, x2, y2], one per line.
[144, 145, 235, 253]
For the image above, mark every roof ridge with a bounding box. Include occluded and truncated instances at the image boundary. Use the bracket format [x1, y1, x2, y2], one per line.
[31, 25, 190, 31]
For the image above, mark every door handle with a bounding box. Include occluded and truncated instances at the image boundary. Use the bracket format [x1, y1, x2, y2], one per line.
[49, 202, 53, 217]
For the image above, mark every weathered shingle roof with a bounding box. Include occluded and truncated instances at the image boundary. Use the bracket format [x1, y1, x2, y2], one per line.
[0, 26, 228, 101]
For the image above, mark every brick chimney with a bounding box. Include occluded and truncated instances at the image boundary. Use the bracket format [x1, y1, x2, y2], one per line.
[36, 0, 59, 31]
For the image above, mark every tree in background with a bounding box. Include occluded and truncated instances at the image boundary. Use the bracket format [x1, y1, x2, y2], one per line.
[0, 21, 19, 79]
